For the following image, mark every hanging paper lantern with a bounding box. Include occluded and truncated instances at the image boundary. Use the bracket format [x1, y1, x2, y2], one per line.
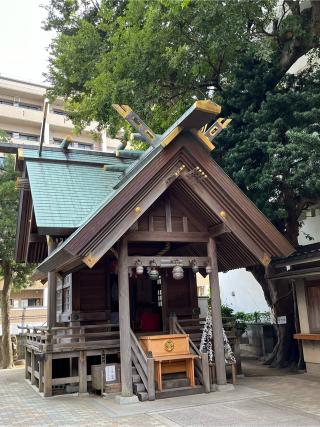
[172, 264, 184, 280]
[191, 259, 199, 274]
[205, 264, 212, 274]
[148, 261, 159, 281]
[136, 260, 144, 275]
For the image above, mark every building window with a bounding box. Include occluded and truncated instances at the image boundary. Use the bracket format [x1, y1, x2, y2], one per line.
[306, 282, 320, 333]
[52, 108, 66, 116]
[18, 102, 42, 111]
[21, 299, 28, 308]
[52, 138, 75, 147]
[0, 131, 39, 142]
[63, 288, 71, 312]
[76, 142, 93, 150]
[28, 298, 41, 307]
[0, 98, 14, 106]
[18, 133, 40, 142]
[198, 286, 206, 297]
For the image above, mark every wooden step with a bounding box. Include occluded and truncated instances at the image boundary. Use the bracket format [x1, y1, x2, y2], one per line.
[162, 372, 188, 380]
[183, 326, 203, 331]
[132, 374, 140, 383]
[161, 377, 190, 389]
[155, 385, 205, 399]
[132, 366, 138, 375]
[137, 391, 149, 401]
[133, 382, 146, 393]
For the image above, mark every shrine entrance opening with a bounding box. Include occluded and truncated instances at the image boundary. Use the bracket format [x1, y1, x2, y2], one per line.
[129, 267, 198, 334]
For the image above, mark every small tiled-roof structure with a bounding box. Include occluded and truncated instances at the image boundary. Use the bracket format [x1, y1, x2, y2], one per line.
[273, 242, 320, 268]
[23, 148, 136, 231]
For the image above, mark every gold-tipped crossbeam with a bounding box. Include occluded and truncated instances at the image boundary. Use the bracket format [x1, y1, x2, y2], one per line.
[112, 104, 157, 146]
[112, 101, 231, 153]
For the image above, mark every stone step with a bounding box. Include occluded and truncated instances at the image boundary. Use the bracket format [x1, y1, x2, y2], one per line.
[161, 377, 190, 389]
[133, 382, 146, 393]
[156, 385, 205, 400]
[137, 391, 149, 402]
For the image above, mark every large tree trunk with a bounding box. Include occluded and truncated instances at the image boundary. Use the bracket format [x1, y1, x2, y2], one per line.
[1, 262, 13, 369]
[247, 208, 304, 369]
[249, 265, 300, 369]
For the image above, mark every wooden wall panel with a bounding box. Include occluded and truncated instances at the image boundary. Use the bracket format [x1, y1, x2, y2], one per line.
[72, 265, 110, 318]
[306, 282, 320, 333]
[162, 269, 198, 320]
[137, 192, 207, 234]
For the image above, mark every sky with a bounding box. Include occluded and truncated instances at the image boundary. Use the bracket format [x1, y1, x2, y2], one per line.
[0, 0, 53, 84]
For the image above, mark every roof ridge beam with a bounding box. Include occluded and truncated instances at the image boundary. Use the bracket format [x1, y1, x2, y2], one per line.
[115, 149, 144, 159]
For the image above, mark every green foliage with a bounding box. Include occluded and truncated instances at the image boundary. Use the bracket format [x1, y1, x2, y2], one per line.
[220, 303, 271, 335]
[221, 304, 234, 318]
[0, 142, 33, 290]
[215, 62, 320, 244]
[44, 0, 278, 134]
[235, 310, 271, 324]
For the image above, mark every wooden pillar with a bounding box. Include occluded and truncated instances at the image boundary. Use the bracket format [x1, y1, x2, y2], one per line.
[47, 237, 57, 329]
[78, 351, 87, 394]
[146, 356, 155, 401]
[38, 360, 44, 393]
[43, 353, 52, 397]
[118, 237, 133, 397]
[201, 352, 210, 393]
[207, 237, 227, 385]
[31, 350, 36, 385]
[25, 347, 30, 380]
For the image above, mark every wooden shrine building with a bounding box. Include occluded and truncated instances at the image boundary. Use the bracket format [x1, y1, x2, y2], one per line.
[11, 100, 294, 400]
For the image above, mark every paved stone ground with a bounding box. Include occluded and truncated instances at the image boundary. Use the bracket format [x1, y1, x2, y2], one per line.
[1, 367, 320, 426]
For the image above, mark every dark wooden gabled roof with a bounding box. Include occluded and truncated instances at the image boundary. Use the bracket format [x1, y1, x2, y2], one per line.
[9, 100, 294, 277]
[34, 129, 294, 277]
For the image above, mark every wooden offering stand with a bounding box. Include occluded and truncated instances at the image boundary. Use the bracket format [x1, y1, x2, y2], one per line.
[140, 334, 198, 391]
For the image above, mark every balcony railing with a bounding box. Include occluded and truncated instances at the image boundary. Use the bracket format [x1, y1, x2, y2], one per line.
[24, 323, 120, 353]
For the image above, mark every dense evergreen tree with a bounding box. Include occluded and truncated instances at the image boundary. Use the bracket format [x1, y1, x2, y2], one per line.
[0, 135, 32, 368]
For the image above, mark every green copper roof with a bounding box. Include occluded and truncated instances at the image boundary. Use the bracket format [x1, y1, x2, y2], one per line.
[23, 147, 134, 166]
[25, 148, 136, 231]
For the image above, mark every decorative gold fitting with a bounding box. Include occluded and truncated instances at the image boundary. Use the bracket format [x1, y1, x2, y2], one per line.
[83, 253, 97, 268]
[220, 210, 227, 219]
[261, 253, 271, 267]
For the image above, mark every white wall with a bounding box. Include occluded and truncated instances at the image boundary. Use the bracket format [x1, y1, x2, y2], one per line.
[219, 269, 270, 313]
[216, 211, 320, 314]
[298, 215, 320, 245]
[197, 269, 270, 313]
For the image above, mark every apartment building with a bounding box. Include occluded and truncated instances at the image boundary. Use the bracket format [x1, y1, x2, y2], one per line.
[0, 75, 120, 152]
[0, 280, 47, 335]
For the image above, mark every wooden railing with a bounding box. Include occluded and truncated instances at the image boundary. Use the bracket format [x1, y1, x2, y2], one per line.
[130, 329, 155, 400]
[174, 315, 239, 384]
[170, 315, 210, 393]
[23, 323, 120, 353]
